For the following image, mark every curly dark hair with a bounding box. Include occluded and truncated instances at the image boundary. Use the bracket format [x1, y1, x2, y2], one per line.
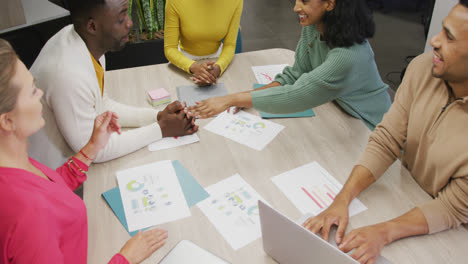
[322, 0, 375, 48]
[461, 0, 468, 7]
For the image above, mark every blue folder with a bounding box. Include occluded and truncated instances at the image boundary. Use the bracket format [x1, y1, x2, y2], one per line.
[254, 84, 315, 118]
[102, 160, 209, 236]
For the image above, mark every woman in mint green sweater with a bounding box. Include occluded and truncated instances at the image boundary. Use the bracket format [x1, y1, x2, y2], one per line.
[187, 0, 391, 130]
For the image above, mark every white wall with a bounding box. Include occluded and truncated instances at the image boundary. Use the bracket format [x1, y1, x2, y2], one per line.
[424, 0, 458, 52]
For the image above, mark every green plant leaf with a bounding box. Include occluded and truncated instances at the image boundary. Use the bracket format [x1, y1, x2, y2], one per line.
[142, 0, 153, 38]
[128, 0, 133, 20]
[156, 0, 164, 29]
[150, 0, 158, 33]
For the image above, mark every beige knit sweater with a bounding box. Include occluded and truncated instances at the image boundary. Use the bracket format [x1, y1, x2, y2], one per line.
[358, 52, 468, 233]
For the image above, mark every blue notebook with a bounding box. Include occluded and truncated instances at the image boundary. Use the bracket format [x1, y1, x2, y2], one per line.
[102, 160, 209, 236]
[254, 84, 315, 118]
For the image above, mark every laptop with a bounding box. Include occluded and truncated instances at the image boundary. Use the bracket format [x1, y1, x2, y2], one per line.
[259, 200, 391, 264]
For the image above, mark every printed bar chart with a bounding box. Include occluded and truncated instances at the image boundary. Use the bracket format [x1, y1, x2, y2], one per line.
[272, 162, 367, 217]
[301, 187, 323, 209]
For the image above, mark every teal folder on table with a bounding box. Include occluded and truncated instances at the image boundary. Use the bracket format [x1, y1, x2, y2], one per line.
[253, 84, 315, 118]
[102, 160, 209, 236]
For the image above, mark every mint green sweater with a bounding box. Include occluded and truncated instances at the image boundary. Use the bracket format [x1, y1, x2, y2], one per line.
[251, 25, 391, 130]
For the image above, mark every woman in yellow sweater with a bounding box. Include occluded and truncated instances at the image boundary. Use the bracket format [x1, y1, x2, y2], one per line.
[164, 0, 243, 86]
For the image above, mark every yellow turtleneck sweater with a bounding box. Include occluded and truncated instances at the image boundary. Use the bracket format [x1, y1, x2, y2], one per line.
[164, 0, 243, 75]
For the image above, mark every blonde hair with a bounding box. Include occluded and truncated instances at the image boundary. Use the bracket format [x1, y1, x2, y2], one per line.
[0, 39, 19, 114]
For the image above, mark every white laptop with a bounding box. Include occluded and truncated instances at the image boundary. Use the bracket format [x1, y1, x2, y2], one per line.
[259, 201, 392, 264]
[158, 240, 230, 264]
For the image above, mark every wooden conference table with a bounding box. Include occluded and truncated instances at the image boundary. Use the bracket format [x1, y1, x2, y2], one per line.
[84, 49, 468, 264]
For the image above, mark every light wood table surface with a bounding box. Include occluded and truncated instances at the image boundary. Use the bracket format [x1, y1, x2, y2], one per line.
[84, 48, 468, 264]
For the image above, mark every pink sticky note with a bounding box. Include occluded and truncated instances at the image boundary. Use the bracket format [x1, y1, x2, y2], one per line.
[148, 88, 170, 101]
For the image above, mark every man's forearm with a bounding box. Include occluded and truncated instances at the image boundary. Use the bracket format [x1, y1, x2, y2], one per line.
[385, 207, 429, 243]
[336, 165, 376, 205]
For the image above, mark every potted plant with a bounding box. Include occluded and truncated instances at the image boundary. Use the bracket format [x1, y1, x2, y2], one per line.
[106, 0, 168, 70]
[129, 0, 165, 41]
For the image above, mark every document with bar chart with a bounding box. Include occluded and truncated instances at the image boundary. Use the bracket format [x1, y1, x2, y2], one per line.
[271, 162, 367, 217]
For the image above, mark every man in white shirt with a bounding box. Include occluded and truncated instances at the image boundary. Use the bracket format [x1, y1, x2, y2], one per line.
[29, 0, 197, 168]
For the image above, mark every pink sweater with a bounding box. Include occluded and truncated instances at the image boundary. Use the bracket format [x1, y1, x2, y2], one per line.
[0, 158, 129, 264]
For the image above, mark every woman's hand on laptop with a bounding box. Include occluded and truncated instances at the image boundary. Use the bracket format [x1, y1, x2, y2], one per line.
[302, 196, 349, 244]
[338, 223, 389, 264]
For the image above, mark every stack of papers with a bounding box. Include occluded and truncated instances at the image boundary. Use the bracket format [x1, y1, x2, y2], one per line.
[148, 88, 171, 106]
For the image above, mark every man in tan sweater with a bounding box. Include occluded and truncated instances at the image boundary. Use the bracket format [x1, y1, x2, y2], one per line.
[303, 2, 468, 263]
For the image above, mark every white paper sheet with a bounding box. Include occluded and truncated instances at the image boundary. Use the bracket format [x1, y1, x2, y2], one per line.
[117, 160, 191, 232]
[204, 111, 284, 151]
[197, 174, 268, 250]
[159, 240, 229, 264]
[148, 134, 199, 151]
[272, 162, 367, 217]
[251, 64, 288, 84]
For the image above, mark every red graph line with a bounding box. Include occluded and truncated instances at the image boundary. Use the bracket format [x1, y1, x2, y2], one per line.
[301, 187, 323, 209]
[311, 188, 327, 206]
[260, 73, 273, 81]
[324, 184, 336, 197]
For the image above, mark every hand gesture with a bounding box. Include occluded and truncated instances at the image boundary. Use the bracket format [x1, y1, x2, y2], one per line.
[190, 62, 221, 87]
[158, 101, 198, 137]
[158, 101, 185, 116]
[186, 96, 230, 119]
[190, 76, 211, 87]
[119, 229, 168, 264]
[88, 111, 121, 150]
[302, 198, 349, 244]
[189, 62, 217, 85]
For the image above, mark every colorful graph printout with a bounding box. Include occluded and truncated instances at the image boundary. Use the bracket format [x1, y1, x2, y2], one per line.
[251, 64, 288, 84]
[197, 174, 269, 250]
[271, 162, 367, 217]
[204, 110, 284, 151]
[117, 160, 191, 232]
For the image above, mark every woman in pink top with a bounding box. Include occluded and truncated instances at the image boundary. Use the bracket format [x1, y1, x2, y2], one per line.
[0, 39, 168, 264]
